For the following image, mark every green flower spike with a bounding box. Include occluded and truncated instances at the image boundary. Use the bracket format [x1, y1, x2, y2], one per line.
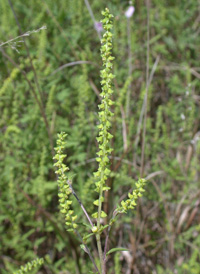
[117, 178, 146, 214]
[53, 132, 78, 231]
[93, 8, 115, 274]
[93, 8, 115, 220]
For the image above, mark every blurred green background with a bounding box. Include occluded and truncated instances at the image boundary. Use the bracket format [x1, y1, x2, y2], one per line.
[0, 0, 200, 273]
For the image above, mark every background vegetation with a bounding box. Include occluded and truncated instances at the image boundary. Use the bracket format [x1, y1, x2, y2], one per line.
[0, 0, 200, 273]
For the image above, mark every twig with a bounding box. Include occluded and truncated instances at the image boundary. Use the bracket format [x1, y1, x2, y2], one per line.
[0, 26, 46, 48]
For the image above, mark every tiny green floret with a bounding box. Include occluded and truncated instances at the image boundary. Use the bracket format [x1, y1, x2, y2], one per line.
[53, 132, 77, 231]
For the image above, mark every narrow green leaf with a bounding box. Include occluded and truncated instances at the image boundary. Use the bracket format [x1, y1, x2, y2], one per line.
[83, 233, 94, 241]
[106, 247, 129, 255]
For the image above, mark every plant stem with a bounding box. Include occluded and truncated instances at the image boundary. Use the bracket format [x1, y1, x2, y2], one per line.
[75, 229, 100, 274]
[96, 173, 105, 273]
[96, 100, 109, 273]
[96, 233, 104, 274]
[103, 224, 111, 267]
[103, 211, 118, 268]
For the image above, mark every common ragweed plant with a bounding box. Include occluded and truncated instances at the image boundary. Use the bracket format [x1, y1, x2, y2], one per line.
[53, 8, 146, 274]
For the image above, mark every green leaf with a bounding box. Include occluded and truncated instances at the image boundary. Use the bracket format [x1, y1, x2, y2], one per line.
[99, 224, 109, 232]
[106, 247, 129, 255]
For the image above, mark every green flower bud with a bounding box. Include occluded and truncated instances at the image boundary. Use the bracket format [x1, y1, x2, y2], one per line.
[92, 226, 98, 233]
